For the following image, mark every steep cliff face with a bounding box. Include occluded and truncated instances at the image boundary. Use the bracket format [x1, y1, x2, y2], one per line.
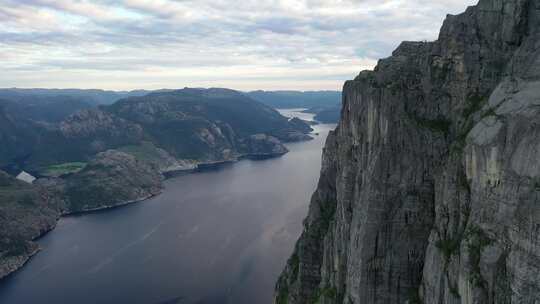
[276, 1, 540, 303]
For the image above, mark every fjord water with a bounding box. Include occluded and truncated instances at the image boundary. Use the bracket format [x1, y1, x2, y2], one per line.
[0, 110, 335, 304]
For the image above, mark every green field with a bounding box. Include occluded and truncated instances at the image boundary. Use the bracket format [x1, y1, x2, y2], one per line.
[41, 162, 87, 177]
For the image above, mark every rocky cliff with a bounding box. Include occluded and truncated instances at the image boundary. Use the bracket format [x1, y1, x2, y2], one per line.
[275, 1, 540, 303]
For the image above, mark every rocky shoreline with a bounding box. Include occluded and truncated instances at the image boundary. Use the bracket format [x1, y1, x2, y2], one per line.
[0, 146, 293, 281]
[0, 247, 41, 281]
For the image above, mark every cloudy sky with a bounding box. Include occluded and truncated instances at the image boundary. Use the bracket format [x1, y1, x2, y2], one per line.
[0, 0, 477, 91]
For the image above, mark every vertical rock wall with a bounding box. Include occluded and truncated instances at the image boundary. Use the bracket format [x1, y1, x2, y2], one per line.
[275, 0, 540, 303]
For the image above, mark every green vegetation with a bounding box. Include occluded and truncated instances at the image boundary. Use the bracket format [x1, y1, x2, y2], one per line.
[419, 117, 452, 134]
[311, 286, 337, 304]
[408, 288, 424, 304]
[463, 94, 488, 119]
[435, 225, 494, 290]
[319, 200, 337, 237]
[435, 190, 472, 266]
[435, 236, 462, 265]
[466, 226, 493, 288]
[449, 94, 488, 154]
[41, 162, 87, 177]
[320, 287, 337, 300]
[290, 252, 300, 281]
[276, 285, 289, 304]
[452, 94, 503, 155]
[276, 249, 300, 304]
[411, 114, 452, 135]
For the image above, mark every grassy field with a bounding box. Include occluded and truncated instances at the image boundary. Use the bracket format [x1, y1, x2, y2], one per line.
[41, 162, 87, 177]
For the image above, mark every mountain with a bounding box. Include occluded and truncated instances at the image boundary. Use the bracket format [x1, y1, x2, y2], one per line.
[246, 90, 341, 109]
[0, 88, 159, 123]
[0, 88, 341, 124]
[0, 96, 92, 123]
[0, 88, 152, 106]
[275, 1, 539, 304]
[302, 105, 342, 124]
[0, 107, 146, 172]
[0, 102, 42, 169]
[0, 88, 312, 172]
[107, 88, 310, 161]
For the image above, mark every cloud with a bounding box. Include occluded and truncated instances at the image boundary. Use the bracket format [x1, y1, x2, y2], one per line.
[0, 0, 478, 90]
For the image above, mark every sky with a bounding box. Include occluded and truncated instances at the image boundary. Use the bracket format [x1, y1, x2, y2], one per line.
[0, 0, 478, 91]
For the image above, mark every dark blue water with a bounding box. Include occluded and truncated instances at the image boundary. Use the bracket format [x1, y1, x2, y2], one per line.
[0, 110, 335, 304]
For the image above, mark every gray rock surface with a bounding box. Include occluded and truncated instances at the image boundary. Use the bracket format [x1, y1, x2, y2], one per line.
[275, 1, 540, 303]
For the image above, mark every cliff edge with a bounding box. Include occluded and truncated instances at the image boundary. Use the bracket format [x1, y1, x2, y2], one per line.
[276, 0, 540, 303]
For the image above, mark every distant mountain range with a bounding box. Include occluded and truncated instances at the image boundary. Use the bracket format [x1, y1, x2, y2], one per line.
[0, 88, 343, 123]
[246, 90, 342, 123]
[0, 88, 342, 108]
[246, 90, 341, 109]
[0, 88, 156, 106]
[0, 88, 314, 172]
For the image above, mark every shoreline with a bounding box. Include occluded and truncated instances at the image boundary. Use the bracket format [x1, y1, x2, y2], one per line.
[0, 150, 290, 282]
[0, 247, 41, 281]
[62, 193, 161, 217]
